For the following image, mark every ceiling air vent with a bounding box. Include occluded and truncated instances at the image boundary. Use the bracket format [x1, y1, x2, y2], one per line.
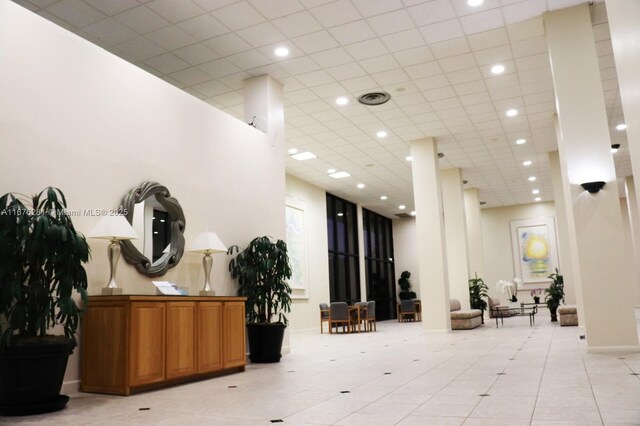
[358, 91, 391, 106]
[395, 213, 411, 218]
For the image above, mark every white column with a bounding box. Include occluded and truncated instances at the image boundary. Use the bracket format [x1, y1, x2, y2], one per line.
[464, 188, 485, 279]
[607, 0, 640, 223]
[545, 4, 639, 351]
[410, 137, 451, 331]
[548, 150, 583, 324]
[243, 75, 286, 240]
[441, 169, 471, 309]
[624, 177, 640, 306]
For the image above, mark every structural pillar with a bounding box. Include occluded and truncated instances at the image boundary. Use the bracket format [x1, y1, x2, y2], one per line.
[624, 177, 640, 306]
[607, 0, 640, 225]
[442, 168, 471, 309]
[410, 137, 451, 331]
[464, 188, 485, 280]
[548, 149, 583, 325]
[545, 4, 639, 351]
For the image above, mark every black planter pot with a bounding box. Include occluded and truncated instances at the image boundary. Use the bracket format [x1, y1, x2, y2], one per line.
[550, 305, 558, 322]
[247, 323, 286, 363]
[0, 336, 74, 416]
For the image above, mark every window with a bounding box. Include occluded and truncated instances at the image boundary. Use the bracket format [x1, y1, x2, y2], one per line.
[363, 208, 396, 320]
[326, 193, 360, 304]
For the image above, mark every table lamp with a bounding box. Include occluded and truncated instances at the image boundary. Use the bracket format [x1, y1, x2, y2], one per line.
[189, 232, 227, 296]
[88, 215, 139, 295]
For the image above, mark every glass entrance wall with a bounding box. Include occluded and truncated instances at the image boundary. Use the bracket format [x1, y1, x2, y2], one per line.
[326, 193, 360, 304]
[363, 208, 397, 320]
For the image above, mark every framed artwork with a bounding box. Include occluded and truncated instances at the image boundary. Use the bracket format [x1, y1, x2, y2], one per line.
[285, 196, 309, 299]
[510, 217, 559, 284]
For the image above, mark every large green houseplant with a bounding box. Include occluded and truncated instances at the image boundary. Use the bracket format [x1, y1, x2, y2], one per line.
[468, 273, 488, 323]
[228, 236, 292, 363]
[545, 268, 565, 322]
[0, 188, 90, 415]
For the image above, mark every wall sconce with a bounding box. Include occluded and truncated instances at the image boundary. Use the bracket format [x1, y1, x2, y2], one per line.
[581, 181, 606, 193]
[611, 144, 620, 153]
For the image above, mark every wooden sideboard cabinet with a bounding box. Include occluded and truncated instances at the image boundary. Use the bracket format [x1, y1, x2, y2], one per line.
[81, 295, 246, 395]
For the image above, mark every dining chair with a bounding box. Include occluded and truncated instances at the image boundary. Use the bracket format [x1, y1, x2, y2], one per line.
[329, 302, 353, 334]
[319, 303, 330, 333]
[397, 299, 418, 322]
[365, 300, 376, 331]
[354, 301, 368, 332]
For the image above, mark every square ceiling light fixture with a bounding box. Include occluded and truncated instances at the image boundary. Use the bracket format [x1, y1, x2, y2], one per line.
[329, 171, 350, 179]
[290, 151, 317, 161]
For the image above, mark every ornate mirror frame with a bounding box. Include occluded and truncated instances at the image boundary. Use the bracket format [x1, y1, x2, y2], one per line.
[120, 181, 186, 277]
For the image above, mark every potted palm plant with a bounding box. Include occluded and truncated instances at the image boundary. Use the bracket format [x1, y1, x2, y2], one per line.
[545, 268, 565, 321]
[228, 236, 292, 363]
[0, 188, 90, 415]
[468, 273, 488, 323]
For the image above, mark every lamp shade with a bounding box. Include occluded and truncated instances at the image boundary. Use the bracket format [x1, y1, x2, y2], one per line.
[88, 215, 139, 241]
[189, 232, 227, 254]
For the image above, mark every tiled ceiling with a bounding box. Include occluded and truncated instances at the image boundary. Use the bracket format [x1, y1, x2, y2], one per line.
[13, 0, 631, 218]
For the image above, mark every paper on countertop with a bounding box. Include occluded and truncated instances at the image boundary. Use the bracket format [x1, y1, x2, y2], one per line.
[152, 281, 181, 295]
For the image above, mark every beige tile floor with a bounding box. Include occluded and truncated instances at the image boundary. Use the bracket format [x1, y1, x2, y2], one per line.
[2, 311, 640, 426]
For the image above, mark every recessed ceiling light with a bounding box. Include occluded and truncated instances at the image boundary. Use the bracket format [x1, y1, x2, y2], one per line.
[506, 109, 518, 117]
[491, 64, 505, 74]
[522, 160, 532, 166]
[532, 189, 540, 195]
[376, 130, 387, 138]
[528, 176, 537, 182]
[327, 168, 336, 174]
[337, 212, 344, 217]
[290, 151, 316, 161]
[468, 0, 483, 6]
[534, 197, 542, 202]
[516, 138, 526, 145]
[410, 211, 416, 216]
[274, 47, 289, 57]
[357, 183, 365, 189]
[406, 156, 412, 161]
[380, 195, 388, 200]
[336, 96, 349, 106]
[616, 123, 627, 131]
[329, 171, 350, 179]
[287, 148, 298, 155]
[399, 205, 406, 210]
[611, 144, 620, 153]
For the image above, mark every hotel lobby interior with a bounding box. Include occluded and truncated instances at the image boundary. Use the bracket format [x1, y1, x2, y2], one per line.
[1, 0, 640, 424]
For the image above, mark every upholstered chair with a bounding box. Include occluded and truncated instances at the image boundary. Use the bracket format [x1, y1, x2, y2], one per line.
[398, 299, 418, 322]
[365, 301, 376, 331]
[329, 302, 351, 333]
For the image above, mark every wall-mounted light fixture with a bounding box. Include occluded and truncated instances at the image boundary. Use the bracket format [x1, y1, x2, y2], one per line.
[611, 144, 620, 153]
[581, 181, 606, 193]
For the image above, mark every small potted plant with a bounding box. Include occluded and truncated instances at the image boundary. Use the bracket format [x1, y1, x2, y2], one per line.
[530, 288, 542, 304]
[228, 236, 292, 363]
[468, 273, 488, 323]
[0, 188, 90, 415]
[545, 268, 565, 321]
[495, 278, 522, 303]
[397, 270, 416, 300]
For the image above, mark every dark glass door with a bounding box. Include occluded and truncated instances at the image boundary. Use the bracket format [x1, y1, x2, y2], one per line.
[363, 208, 396, 320]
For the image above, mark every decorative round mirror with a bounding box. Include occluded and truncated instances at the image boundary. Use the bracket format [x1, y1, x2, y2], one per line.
[119, 181, 186, 277]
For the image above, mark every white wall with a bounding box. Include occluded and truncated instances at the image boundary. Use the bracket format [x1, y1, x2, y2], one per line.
[481, 202, 557, 303]
[0, 2, 285, 390]
[392, 218, 420, 299]
[285, 176, 330, 332]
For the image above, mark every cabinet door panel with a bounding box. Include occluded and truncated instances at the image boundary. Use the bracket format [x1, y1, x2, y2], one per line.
[197, 302, 223, 373]
[223, 302, 246, 368]
[166, 302, 197, 379]
[130, 302, 165, 386]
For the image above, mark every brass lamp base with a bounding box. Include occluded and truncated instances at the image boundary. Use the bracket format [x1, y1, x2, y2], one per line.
[199, 290, 216, 296]
[102, 288, 123, 295]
